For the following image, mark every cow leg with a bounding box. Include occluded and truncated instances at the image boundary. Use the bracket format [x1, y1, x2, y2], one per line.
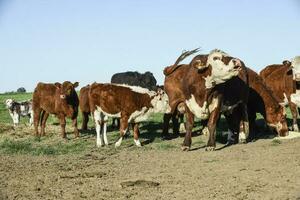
[81, 112, 89, 130]
[240, 104, 249, 143]
[115, 116, 129, 147]
[224, 113, 239, 145]
[29, 110, 33, 126]
[162, 113, 172, 139]
[132, 123, 141, 147]
[12, 111, 20, 126]
[72, 117, 79, 138]
[171, 113, 180, 136]
[59, 116, 67, 139]
[182, 109, 194, 151]
[93, 110, 103, 147]
[289, 102, 299, 131]
[206, 95, 222, 151]
[41, 112, 49, 136]
[9, 111, 16, 127]
[33, 108, 42, 136]
[179, 114, 186, 133]
[101, 115, 109, 145]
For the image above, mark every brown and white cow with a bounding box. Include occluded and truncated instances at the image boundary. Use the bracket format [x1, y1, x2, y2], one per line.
[79, 84, 91, 130]
[88, 83, 169, 147]
[247, 67, 288, 138]
[164, 49, 245, 150]
[32, 81, 79, 138]
[260, 56, 300, 131]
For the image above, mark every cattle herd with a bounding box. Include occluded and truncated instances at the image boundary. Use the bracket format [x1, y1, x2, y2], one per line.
[4, 48, 300, 151]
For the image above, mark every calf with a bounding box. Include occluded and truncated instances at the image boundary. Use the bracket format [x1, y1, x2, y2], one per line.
[164, 49, 245, 151]
[5, 99, 33, 126]
[89, 83, 169, 147]
[260, 56, 300, 131]
[247, 68, 288, 137]
[32, 81, 79, 138]
[79, 85, 90, 130]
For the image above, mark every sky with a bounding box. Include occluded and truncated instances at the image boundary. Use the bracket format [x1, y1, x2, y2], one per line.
[0, 0, 299, 93]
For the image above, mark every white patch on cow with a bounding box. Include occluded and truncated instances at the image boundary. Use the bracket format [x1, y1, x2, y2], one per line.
[293, 124, 299, 132]
[239, 132, 246, 141]
[179, 123, 186, 133]
[96, 106, 121, 118]
[5, 99, 14, 109]
[291, 56, 300, 80]
[115, 137, 123, 147]
[268, 122, 283, 133]
[151, 92, 169, 113]
[208, 97, 219, 112]
[204, 49, 240, 89]
[202, 126, 209, 136]
[185, 95, 209, 119]
[103, 120, 108, 145]
[134, 139, 142, 147]
[280, 93, 289, 106]
[290, 90, 300, 107]
[112, 84, 156, 96]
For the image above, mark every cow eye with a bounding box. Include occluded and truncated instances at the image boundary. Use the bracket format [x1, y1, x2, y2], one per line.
[213, 57, 220, 61]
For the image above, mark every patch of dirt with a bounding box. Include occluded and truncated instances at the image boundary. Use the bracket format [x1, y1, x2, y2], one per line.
[1, 126, 300, 199]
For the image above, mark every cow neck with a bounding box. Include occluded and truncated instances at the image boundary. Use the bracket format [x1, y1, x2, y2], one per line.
[249, 71, 281, 115]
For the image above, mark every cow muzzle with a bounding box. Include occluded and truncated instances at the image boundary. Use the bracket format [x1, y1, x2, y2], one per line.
[294, 73, 300, 81]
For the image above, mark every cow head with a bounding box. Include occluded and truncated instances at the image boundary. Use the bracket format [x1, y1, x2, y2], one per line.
[266, 106, 289, 137]
[193, 49, 242, 88]
[291, 56, 300, 81]
[5, 99, 14, 109]
[55, 81, 79, 101]
[151, 88, 169, 113]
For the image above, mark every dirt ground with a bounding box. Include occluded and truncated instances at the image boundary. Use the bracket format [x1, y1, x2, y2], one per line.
[1, 129, 300, 200]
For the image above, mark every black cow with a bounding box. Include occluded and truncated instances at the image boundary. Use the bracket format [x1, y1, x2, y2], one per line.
[111, 71, 157, 91]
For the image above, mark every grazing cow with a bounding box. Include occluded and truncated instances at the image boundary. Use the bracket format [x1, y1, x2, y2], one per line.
[246, 68, 288, 138]
[260, 56, 300, 131]
[79, 85, 90, 130]
[32, 81, 79, 138]
[88, 83, 169, 147]
[5, 99, 33, 126]
[111, 71, 157, 91]
[164, 49, 245, 151]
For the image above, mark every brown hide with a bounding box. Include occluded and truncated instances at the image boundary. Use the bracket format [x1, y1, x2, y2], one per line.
[32, 81, 79, 138]
[79, 85, 90, 130]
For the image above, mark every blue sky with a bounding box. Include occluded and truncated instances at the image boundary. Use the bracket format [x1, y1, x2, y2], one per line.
[0, 0, 299, 93]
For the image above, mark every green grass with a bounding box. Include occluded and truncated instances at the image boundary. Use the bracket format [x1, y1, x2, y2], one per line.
[0, 137, 88, 155]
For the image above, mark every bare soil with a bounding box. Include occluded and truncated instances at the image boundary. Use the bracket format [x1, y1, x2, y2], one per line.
[1, 125, 300, 200]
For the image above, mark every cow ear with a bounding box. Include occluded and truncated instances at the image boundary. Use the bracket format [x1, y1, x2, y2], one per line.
[55, 82, 61, 89]
[282, 60, 291, 66]
[73, 82, 79, 88]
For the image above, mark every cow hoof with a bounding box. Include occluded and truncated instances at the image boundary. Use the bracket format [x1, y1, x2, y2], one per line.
[134, 139, 142, 147]
[181, 146, 190, 151]
[239, 139, 247, 144]
[205, 146, 215, 151]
